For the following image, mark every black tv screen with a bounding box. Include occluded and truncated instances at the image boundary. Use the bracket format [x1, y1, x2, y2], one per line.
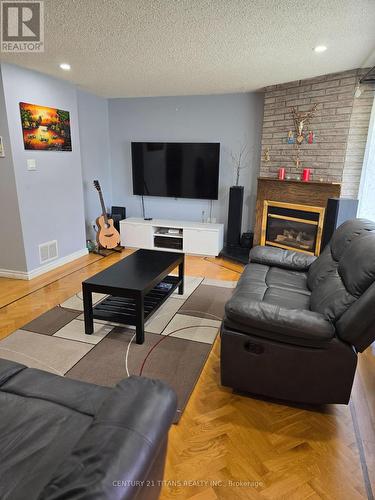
[131, 142, 220, 200]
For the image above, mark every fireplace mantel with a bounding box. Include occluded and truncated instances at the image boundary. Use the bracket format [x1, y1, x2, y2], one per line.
[254, 177, 341, 246]
[257, 177, 341, 187]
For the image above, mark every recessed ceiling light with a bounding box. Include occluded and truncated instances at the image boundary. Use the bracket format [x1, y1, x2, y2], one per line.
[314, 45, 327, 53]
[59, 63, 71, 71]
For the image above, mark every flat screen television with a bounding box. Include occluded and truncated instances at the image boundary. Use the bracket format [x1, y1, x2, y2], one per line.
[131, 142, 220, 200]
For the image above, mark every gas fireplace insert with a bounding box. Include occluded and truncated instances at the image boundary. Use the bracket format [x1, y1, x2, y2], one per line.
[261, 200, 325, 256]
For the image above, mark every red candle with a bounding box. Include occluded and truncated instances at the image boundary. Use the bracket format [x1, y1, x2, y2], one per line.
[302, 168, 311, 182]
[278, 167, 286, 180]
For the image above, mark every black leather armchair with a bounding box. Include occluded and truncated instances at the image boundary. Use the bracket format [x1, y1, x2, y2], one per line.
[0, 359, 177, 500]
[220, 219, 375, 404]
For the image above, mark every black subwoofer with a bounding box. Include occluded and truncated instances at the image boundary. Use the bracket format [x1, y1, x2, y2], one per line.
[321, 198, 358, 250]
[111, 206, 126, 232]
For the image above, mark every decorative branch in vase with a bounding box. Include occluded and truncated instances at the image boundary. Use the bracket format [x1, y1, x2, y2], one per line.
[226, 143, 252, 252]
[230, 144, 250, 186]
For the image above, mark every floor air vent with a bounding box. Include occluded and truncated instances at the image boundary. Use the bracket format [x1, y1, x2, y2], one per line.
[39, 240, 58, 264]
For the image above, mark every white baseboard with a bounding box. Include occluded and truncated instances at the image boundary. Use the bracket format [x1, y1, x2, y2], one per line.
[0, 248, 89, 280]
[0, 269, 30, 280]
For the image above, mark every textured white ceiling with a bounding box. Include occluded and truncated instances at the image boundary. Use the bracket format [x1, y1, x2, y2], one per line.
[1, 0, 375, 98]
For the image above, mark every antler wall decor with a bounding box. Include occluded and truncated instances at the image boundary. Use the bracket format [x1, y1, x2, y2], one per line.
[291, 104, 318, 145]
[289, 103, 319, 169]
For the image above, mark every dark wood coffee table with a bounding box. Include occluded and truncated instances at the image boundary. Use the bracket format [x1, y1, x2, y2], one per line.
[82, 249, 184, 344]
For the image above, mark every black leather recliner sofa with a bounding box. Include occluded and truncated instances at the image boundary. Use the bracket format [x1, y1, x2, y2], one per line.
[221, 219, 375, 404]
[0, 359, 177, 500]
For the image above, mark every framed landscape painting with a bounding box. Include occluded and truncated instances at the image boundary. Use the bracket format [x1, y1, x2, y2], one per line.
[19, 102, 72, 151]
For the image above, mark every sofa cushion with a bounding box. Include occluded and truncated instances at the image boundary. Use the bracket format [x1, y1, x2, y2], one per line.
[39, 377, 177, 500]
[263, 287, 311, 310]
[309, 269, 356, 321]
[306, 219, 375, 351]
[0, 382, 93, 500]
[224, 261, 334, 347]
[309, 225, 375, 328]
[266, 266, 310, 294]
[235, 262, 311, 304]
[237, 261, 269, 287]
[330, 218, 375, 261]
[338, 233, 375, 298]
[307, 219, 375, 291]
[307, 246, 338, 290]
[225, 296, 335, 347]
[0, 365, 111, 499]
[2, 367, 111, 416]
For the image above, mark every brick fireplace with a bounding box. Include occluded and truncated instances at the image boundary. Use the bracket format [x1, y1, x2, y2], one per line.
[259, 68, 374, 198]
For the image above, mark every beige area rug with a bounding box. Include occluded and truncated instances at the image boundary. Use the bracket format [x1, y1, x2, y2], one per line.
[0, 276, 236, 422]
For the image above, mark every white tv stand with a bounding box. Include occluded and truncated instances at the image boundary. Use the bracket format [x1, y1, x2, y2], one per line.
[120, 218, 224, 257]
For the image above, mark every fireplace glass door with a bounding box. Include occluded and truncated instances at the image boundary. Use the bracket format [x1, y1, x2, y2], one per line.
[266, 217, 317, 253]
[261, 201, 325, 256]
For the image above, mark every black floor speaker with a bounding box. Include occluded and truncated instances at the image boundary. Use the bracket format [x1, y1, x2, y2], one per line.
[321, 198, 358, 250]
[227, 186, 244, 247]
[111, 206, 126, 232]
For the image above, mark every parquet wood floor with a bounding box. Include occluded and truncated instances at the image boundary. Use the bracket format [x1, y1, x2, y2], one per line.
[0, 250, 373, 499]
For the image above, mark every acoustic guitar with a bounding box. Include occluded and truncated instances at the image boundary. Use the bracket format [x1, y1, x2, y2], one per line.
[93, 180, 121, 249]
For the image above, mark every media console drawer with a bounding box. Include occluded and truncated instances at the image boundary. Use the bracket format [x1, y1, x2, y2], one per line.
[182, 228, 219, 255]
[121, 223, 151, 248]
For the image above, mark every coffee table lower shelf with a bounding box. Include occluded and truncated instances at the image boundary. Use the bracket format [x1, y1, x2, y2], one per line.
[92, 275, 181, 328]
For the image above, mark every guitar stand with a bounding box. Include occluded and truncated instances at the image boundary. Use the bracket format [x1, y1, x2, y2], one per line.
[93, 245, 124, 257]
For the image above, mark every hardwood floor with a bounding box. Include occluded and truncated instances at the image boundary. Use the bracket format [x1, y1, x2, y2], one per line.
[0, 253, 103, 309]
[0, 251, 373, 499]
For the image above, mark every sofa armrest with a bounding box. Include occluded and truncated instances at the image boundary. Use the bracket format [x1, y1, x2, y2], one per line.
[39, 376, 177, 500]
[249, 245, 317, 271]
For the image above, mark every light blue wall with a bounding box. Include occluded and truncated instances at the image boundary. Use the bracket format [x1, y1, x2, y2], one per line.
[0, 63, 264, 275]
[0, 67, 27, 272]
[108, 93, 264, 234]
[77, 89, 111, 241]
[1, 64, 86, 272]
